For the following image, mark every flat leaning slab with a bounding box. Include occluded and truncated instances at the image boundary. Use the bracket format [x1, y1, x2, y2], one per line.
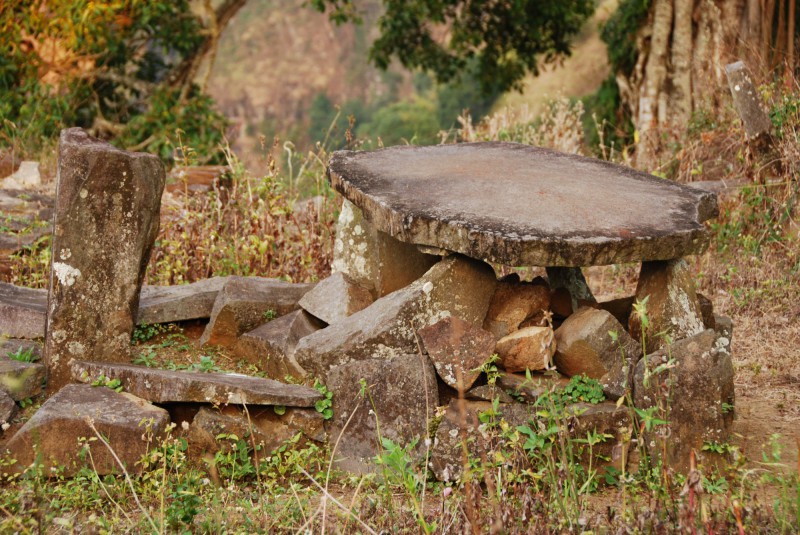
[328, 142, 718, 266]
[71, 361, 322, 407]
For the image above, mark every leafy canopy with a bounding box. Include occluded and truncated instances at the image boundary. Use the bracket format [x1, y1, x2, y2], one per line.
[312, 0, 595, 93]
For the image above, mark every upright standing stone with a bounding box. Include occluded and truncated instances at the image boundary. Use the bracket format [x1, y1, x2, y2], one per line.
[44, 129, 165, 394]
[725, 61, 774, 151]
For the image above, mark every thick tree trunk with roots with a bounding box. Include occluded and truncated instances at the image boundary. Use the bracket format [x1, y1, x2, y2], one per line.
[621, 0, 797, 169]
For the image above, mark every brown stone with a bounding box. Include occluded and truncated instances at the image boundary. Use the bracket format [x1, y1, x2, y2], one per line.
[495, 326, 556, 373]
[598, 296, 635, 326]
[71, 361, 322, 407]
[550, 287, 574, 318]
[233, 310, 325, 379]
[331, 199, 439, 298]
[326, 353, 438, 474]
[633, 329, 735, 473]
[566, 402, 632, 474]
[418, 316, 496, 391]
[496, 371, 569, 403]
[0, 355, 45, 401]
[188, 405, 325, 457]
[0, 390, 16, 426]
[483, 279, 550, 339]
[3, 384, 169, 476]
[546, 267, 596, 314]
[298, 272, 373, 324]
[697, 293, 715, 330]
[554, 308, 642, 400]
[45, 128, 166, 394]
[295, 255, 496, 381]
[628, 259, 705, 353]
[465, 384, 514, 403]
[199, 276, 315, 347]
[0, 283, 46, 339]
[138, 277, 228, 325]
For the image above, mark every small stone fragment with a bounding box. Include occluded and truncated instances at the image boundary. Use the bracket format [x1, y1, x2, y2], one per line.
[495, 371, 569, 403]
[331, 199, 439, 297]
[554, 308, 642, 400]
[1, 161, 41, 189]
[199, 276, 315, 347]
[419, 316, 496, 391]
[326, 353, 437, 474]
[0, 283, 46, 339]
[295, 255, 496, 381]
[45, 128, 166, 394]
[233, 309, 325, 379]
[483, 278, 550, 339]
[633, 329, 735, 472]
[629, 259, 705, 353]
[298, 272, 373, 325]
[465, 384, 514, 403]
[495, 326, 556, 373]
[138, 277, 228, 325]
[71, 361, 322, 407]
[0, 390, 16, 426]
[4, 384, 169, 476]
[0, 355, 45, 401]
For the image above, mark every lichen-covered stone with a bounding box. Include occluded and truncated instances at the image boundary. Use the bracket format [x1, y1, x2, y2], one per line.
[418, 316, 496, 391]
[4, 384, 169, 476]
[298, 272, 373, 325]
[295, 255, 496, 381]
[0, 283, 46, 339]
[199, 277, 315, 347]
[628, 259, 705, 352]
[138, 277, 228, 325]
[45, 128, 165, 393]
[328, 143, 717, 267]
[554, 308, 642, 400]
[331, 199, 439, 297]
[326, 353, 438, 474]
[233, 310, 324, 379]
[495, 326, 556, 373]
[483, 278, 550, 339]
[71, 361, 322, 407]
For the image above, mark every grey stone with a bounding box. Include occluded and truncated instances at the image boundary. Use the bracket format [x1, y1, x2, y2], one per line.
[71, 361, 322, 407]
[138, 277, 228, 325]
[629, 259, 705, 353]
[418, 316, 496, 391]
[633, 329, 735, 473]
[554, 308, 642, 400]
[4, 384, 169, 476]
[233, 310, 325, 379]
[327, 353, 437, 474]
[298, 272, 373, 325]
[0, 390, 16, 426]
[725, 61, 773, 144]
[495, 326, 556, 373]
[0, 283, 46, 339]
[45, 128, 166, 394]
[0, 355, 45, 401]
[328, 142, 717, 267]
[199, 276, 315, 347]
[295, 255, 496, 381]
[483, 278, 550, 339]
[331, 199, 439, 297]
[495, 371, 569, 403]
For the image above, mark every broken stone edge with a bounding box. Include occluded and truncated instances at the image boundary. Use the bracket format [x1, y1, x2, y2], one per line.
[328, 143, 718, 267]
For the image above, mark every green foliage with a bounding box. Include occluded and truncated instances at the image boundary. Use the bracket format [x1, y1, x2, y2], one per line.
[357, 98, 441, 146]
[313, 380, 334, 419]
[559, 374, 605, 405]
[6, 346, 39, 363]
[601, 0, 652, 77]
[132, 323, 168, 345]
[313, 0, 594, 94]
[88, 374, 123, 393]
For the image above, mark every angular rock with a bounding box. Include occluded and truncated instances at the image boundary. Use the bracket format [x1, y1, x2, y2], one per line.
[331, 199, 439, 297]
[598, 296, 635, 326]
[188, 405, 325, 457]
[326, 353, 438, 474]
[418, 316, 496, 391]
[138, 277, 229, 325]
[233, 310, 325, 379]
[0, 283, 46, 339]
[495, 326, 556, 373]
[4, 384, 169, 476]
[45, 128, 166, 394]
[71, 361, 322, 407]
[725, 61, 774, 145]
[554, 308, 642, 400]
[628, 259, 705, 353]
[496, 371, 569, 403]
[295, 255, 496, 381]
[0, 356, 45, 401]
[633, 329, 735, 472]
[328, 143, 717, 266]
[199, 276, 315, 347]
[714, 314, 733, 343]
[566, 402, 632, 474]
[483, 278, 550, 339]
[298, 272, 373, 325]
[546, 267, 596, 314]
[0, 390, 16, 426]
[465, 384, 514, 403]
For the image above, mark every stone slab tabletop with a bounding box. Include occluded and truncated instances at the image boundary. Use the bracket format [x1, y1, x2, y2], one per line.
[328, 142, 718, 266]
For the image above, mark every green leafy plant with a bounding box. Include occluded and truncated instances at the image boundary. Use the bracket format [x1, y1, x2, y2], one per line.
[559, 375, 605, 405]
[313, 379, 333, 420]
[6, 346, 39, 363]
[87, 374, 123, 393]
